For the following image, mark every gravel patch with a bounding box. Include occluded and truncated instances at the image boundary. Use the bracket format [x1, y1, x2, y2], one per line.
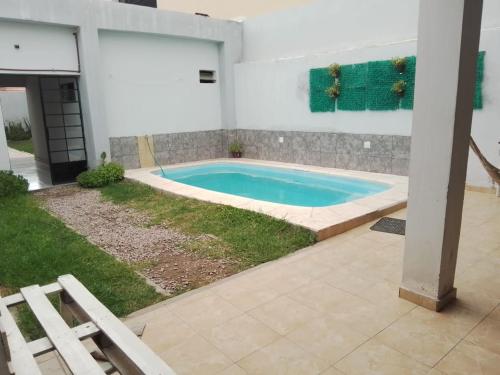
[35, 186, 237, 294]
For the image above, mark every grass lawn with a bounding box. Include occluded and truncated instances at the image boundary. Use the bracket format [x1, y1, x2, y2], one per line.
[0, 194, 163, 339]
[0, 181, 315, 338]
[101, 181, 316, 268]
[7, 139, 34, 154]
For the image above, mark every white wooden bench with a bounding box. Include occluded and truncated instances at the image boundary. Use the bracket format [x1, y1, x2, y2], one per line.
[0, 275, 175, 375]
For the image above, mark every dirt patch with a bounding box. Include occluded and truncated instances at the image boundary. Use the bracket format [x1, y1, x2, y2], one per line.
[0, 286, 14, 297]
[35, 186, 238, 295]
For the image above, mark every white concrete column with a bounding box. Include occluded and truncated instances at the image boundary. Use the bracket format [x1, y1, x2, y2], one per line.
[77, 25, 111, 168]
[0, 102, 11, 170]
[400, 0, 483, 311]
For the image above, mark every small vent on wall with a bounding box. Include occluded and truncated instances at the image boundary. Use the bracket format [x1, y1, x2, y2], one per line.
[200, 70, 216, 83]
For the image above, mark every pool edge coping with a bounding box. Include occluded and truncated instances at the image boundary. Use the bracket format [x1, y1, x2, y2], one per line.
[125, 158, 408, 241]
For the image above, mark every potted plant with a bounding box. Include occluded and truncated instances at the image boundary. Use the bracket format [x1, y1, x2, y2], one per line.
[391, 56, 407, 73]
[392, 80, 407, 97]
[328, 63, 341, 78]
[325, 82, 341, 98]
[229, 141, 243, 158]
[100, 151, 107, 166]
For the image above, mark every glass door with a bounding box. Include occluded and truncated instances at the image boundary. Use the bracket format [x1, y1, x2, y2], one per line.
[40, 76, 87, 184]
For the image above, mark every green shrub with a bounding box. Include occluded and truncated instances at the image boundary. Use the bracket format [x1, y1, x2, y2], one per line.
[77, 162, 124, 188]
[0, 171, 29, 197]
[76, 170, 107, 188]
[4, 119, 32, 141]
[99, 163, 124, 184]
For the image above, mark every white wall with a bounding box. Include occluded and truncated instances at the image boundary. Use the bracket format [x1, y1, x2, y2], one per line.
[0, 91, 29, 125]
[242, 0, 500, 62]
[25, 77, 49, 163]
[235, 0, 500, 188]
[242, 0, 417, 62]
[236, 0, 422, 135]
[99, 30, 222, 137]
[0, 20, 78, 74]
[235, 41, 417, 136]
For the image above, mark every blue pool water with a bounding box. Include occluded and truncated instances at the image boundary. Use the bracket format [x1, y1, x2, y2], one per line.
[154, 163, 389, 207]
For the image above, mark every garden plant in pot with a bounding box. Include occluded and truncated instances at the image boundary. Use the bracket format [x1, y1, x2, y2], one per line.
[229, 141, 243, 158]
[325, 82, 341, 99]
[391, 56, 407, 73]
[328, 63, 341, 78]
[391, 80, 407, 97]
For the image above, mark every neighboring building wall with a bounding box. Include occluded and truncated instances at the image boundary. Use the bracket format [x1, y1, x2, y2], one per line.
[234, 0, 500, 188]
[157, 0, 314, 20]
[0, 90, 29, 125]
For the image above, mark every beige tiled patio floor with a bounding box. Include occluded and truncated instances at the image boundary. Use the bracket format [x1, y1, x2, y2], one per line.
[36, 191, 499, 374]
[121, 191, 500, 374]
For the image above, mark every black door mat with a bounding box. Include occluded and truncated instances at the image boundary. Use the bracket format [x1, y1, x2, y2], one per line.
[370, 217, 406, 235]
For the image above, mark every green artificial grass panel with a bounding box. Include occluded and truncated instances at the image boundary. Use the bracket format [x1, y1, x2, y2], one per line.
[310, 68, 336, 112]
[337, 63, 368, 111]
[366, 60, 401, 111]
[473, 51, 485, 109]
[400, 56, 417, 110]
[309, 51, 485, 112]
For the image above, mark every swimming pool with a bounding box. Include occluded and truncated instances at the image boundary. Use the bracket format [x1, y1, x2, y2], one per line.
[154, 163, 389, 207]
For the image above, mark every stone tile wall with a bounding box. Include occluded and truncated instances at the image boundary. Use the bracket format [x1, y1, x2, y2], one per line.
[110, 129, 411, 176]
[110, 130, 224, 169]
[228, 129, 411, 176]
[109, 136, 141, 169]
[153, 130, 224, 165]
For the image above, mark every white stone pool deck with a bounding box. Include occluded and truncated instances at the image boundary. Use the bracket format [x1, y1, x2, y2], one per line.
[125, 159, 408, 240]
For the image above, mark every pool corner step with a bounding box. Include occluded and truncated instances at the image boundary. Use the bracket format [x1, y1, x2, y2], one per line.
[314, 200, 407, 241]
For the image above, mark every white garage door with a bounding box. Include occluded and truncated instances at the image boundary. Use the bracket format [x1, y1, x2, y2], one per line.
[0, 20, 79, 75]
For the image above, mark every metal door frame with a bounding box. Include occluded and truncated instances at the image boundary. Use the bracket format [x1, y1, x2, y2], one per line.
[39, 76, 88, 184]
